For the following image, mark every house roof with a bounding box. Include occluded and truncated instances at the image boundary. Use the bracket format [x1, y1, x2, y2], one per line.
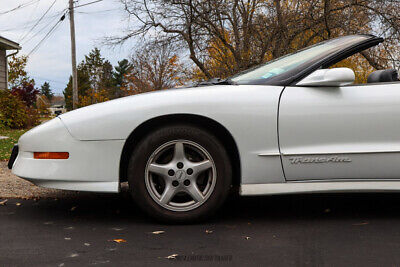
[0, 36, 21, 50]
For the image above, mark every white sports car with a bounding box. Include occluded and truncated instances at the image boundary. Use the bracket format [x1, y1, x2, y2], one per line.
[9, 34, 400, 222]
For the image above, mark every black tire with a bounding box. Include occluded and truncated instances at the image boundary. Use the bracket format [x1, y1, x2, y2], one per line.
[127, 124, 232, 223]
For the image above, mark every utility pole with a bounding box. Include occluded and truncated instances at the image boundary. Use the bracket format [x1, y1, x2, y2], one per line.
[69, 0, 78, 109]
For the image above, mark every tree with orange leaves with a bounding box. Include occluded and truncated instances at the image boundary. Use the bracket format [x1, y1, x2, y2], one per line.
[122, 43, 186, 95]
[117, 0, 400, 82]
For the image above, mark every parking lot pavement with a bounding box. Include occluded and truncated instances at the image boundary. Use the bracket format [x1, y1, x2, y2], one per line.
[2, 192, 400, 266]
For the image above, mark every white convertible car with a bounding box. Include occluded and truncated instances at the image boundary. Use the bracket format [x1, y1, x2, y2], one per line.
[8, 34, 400, 222]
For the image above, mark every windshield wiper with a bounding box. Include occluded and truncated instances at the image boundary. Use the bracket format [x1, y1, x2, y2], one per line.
[195, 78, 236, 86]
[175, 78, 236, 89]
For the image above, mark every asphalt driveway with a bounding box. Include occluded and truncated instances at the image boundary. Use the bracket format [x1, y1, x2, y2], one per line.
[2, 191, 400, 266]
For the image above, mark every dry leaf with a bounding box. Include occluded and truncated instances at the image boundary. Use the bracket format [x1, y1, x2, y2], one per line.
[112, 239, 127, 243]
[165, 254, 178, 260]
[205, 230, 213, 234]
[0, 199, 8, 206]
[353, 221, 369, 226]
[151, 231, 165, 235]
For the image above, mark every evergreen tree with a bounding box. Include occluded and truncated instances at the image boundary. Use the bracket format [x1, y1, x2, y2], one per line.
[63, 48, 116, 109]
[111, 59, 132, 98]
[113, 59, 132, 87]
[40, 82, 54, 101]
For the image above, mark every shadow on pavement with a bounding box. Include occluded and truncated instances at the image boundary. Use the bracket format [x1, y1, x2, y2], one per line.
[24, 191, 400, 223]
[3, 191, 400, 266]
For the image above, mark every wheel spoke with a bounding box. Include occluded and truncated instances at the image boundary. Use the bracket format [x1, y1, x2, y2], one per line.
[145, 139, 217, 211]
[192, 160, 212, 174]
[160, 185, 176, 204]
[148, 163, 169, 177]
[173, 142, 186, 161]
[186, 184, 204, 203]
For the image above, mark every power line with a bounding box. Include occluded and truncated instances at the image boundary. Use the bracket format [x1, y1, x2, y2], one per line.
[74, 0, 103, 8]
[19, 0, 42, 40]
[19, 0, 59, 43]
[25, 0, 41, 23]
[0, 0, 41, 15]
[23, 9, 66, 44]
[0, 11, 65, 32]
[76, 8, 120, 14]
[32, 76, 67, 85]
[27, 13, 66, 57]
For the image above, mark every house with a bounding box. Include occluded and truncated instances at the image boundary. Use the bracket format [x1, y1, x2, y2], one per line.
[0, 36, 21, 90]
[48, 96, 66, 116]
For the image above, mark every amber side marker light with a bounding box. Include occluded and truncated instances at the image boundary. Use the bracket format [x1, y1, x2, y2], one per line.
[34, 152, 69, 159]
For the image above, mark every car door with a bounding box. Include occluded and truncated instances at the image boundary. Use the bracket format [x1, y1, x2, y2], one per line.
[279, 82, 400, 181]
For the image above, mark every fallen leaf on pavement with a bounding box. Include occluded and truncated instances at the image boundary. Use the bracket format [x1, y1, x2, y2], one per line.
[151, 231, 165, 235]
[205, 230, 213, 234]
[165, 254, 178, 260]
[111, 239, 126, 243]
[353, 221, 369, 226]
[0, 199, 7, 206]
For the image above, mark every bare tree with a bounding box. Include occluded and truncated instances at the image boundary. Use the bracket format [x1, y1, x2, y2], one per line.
[122, 42, 186, 95]
[114, 0, 400, 79]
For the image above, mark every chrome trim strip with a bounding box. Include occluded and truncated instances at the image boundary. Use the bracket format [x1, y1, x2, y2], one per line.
[240, 181, 400, 196]
[282, 150, 400, 156]
[258, 152, 281, 156]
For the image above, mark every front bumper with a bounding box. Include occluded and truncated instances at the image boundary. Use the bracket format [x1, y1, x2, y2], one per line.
[12, 118, 124, 193]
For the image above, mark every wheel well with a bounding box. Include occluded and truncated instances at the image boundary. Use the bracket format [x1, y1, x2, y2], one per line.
[119, 114, 241, 189]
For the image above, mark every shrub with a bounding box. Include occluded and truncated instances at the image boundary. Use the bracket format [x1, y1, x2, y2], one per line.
[24, 107, 40, 128]
[11, 82, 39, 107]
[0, 90, 40, 129]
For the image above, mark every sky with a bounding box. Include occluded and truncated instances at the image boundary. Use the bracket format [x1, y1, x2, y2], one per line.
[0, 0, 134, 95]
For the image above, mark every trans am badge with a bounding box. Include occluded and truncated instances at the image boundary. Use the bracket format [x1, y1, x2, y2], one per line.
[289, 156, 352, 164]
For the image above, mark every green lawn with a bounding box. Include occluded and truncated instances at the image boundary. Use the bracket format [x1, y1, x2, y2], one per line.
[0, 128, 28, 161]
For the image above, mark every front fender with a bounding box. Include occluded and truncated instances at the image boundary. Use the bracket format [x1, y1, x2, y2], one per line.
[60, 85, 286, 184]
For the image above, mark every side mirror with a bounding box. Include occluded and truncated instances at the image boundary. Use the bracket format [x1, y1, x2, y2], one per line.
[297, 68, 355, 87]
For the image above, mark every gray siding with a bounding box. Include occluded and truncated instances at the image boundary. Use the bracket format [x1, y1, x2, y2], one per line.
[0, 50, 6, 90]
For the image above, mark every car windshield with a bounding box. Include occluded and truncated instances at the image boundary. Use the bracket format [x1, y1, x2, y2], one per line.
[230, 35, 370, 84]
